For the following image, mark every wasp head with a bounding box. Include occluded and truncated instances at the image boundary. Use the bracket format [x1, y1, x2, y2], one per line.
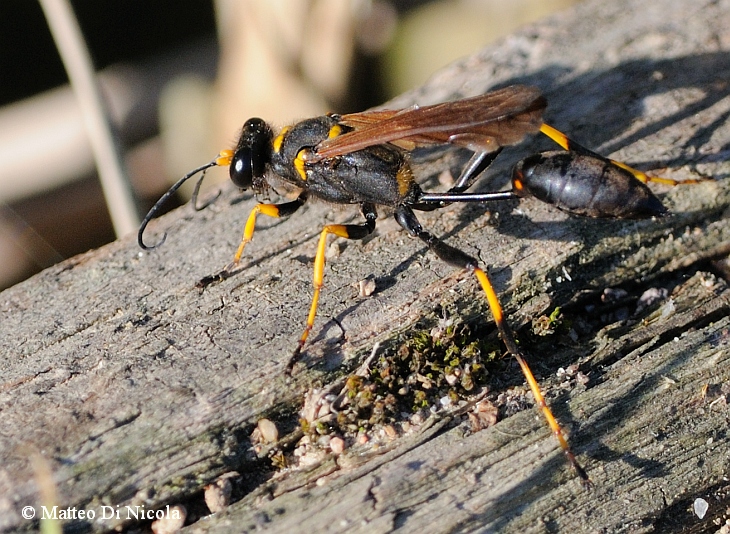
[229, 118, 273, 192]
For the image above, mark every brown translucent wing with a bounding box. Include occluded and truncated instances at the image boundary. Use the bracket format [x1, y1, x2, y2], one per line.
[312, 85, 547, 160]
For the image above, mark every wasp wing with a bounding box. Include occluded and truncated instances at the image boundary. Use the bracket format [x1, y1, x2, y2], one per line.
[312, 85, 546, 160]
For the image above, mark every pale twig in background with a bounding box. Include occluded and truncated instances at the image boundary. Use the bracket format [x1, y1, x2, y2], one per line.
[38, 0, 139, 237]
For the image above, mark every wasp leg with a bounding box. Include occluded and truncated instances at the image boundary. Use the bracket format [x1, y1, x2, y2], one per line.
[412, 148, 504, 212]
[451, 147, 504, 193]
[395, 204, 590, 484]
[540, 123, 704, 186]
[288, 202, 378, 373]
[196, 193, 308, 287]
[227, 193, 308, 269]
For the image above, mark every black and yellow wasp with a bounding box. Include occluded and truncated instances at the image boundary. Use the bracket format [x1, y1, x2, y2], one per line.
[139, 85, 692, 483]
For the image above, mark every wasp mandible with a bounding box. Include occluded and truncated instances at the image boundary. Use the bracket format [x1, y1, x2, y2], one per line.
[139, 85, 693, 484]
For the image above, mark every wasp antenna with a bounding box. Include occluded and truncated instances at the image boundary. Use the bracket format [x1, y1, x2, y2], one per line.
[138, 159, 218, 250]
[191, 169, 222, 211]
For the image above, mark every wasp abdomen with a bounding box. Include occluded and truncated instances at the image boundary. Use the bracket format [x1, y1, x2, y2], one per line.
[511, 151, 667, 219]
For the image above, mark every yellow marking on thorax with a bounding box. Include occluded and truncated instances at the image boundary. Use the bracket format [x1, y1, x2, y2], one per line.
[328, 124, 342, 139]
[273, 126, 291, 153]
[396, 163, 415, 197]
[295, 148, 308, 181]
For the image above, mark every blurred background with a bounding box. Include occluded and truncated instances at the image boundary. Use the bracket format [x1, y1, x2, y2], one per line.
[0, 0, 580, 290]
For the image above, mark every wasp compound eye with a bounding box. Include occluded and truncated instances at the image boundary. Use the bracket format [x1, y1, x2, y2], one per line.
[229, 118, 273, 189]
[230, 146, 254, 189]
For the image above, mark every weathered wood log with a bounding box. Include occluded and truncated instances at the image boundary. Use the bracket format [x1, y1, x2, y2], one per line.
[1, 0, 729, 531]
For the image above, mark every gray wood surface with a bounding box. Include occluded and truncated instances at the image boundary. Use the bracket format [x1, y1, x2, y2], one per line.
[1, 0, 729, 532]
